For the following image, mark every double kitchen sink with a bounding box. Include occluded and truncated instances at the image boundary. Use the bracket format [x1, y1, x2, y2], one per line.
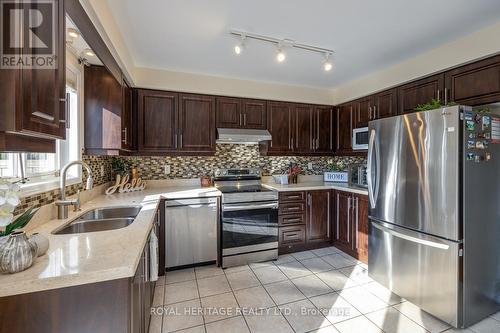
[52, 206, 142, 235]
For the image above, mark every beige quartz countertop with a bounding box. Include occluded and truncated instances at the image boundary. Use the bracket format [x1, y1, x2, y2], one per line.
[0, 186, 221, 298]
[263, 181, 369, 195]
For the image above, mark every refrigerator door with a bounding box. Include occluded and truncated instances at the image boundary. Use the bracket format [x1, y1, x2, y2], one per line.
[369, 219, 460, 327]
[368, 106, 461, 240]
[462, 111, 500, 326]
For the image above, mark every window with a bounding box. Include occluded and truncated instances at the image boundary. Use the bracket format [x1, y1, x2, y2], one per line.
[0, 64, 82, 191]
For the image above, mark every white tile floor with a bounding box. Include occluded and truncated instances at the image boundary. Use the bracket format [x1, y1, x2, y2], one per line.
[150, 247, 500, 333]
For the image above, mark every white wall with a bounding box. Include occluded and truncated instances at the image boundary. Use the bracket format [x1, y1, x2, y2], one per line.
[332, 20, 500, 104]
[134, 67, 334, 104]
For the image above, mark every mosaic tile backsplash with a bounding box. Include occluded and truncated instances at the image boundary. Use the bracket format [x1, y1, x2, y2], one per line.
[14, 144, 365, 215]
[126, 144, 366, 179]
[13, 154, 112, 215]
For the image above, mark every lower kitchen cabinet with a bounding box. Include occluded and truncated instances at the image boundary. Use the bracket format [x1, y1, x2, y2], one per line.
[332, 190, 369, 263]
[278, 190, 332, 253]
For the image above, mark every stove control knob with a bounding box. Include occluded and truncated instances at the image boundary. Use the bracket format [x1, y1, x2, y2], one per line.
[223, 170, 227, 175]
[215, 171, 220, 176]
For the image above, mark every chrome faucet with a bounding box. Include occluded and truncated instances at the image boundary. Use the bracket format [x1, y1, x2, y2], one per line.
[55, 161, 94, 219]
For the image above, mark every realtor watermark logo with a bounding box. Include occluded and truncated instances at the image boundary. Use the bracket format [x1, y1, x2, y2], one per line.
[1, 0, 56, 69]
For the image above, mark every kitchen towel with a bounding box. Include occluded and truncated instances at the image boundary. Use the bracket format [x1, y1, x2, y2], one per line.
[149, 229, 159, 282]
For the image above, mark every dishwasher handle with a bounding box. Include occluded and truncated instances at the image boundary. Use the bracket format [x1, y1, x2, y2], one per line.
[165, 197, 218, 207]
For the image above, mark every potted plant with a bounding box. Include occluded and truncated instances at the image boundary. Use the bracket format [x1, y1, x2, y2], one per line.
[324, 159, 349, 182]
[0, 180, 38, 237]
[110, 157, 131, 180]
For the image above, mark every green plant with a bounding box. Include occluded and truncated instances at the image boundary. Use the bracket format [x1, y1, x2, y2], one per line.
[0, 207, 38, 237]
[110, 157, 131, 176]
[326, 159, 347, 172]
[414, 99, 458, 112]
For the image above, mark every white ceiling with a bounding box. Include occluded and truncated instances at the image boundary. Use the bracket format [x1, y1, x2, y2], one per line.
[104, 0, 500, 89]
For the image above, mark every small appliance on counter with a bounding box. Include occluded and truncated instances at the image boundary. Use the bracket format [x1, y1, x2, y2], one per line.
[348, 164, 368, 188]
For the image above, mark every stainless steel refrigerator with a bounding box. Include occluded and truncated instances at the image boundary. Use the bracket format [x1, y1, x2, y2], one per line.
[367, 105, 500, 328]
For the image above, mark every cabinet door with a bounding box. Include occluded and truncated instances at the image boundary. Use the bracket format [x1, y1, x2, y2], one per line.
[293, 104, 314, 152]
[353, 194, 369, 263]
[398, 74, 444, 114]
[19, 0, 66, 139]
[334, 191, 352, 248]
[242, 99, 267, 129]
[374, 89, 397, 119]
[137, 89, 178, 153]
[445, 55, 500, 106]
[121, 79, 133, 151]
[84, 65, 123, 151]
[336, 104, 352, 152]
[315, 106, 333, 153]
[178, 93, 216, 152]
[353, 97, 373, 128]
[216, 97, 241, 128]
[306, 190, 331, 243]
[267, 102, 293, 153]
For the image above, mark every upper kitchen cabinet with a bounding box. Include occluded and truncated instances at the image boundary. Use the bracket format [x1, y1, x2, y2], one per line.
[121, 78, 134, 152]
[84, 65, 123, 154]
[374, 88, 398, 119]
[336, 103, 353, 153]
[0, 0, 66, 146]
[137, 90, 216, 155]
[445, 55, 500, 106]
[216, 97, 267, 129]
[398, 73, 444, 114]
[293, 104, 314, 153]
[178, 93, 216, 153]
[353, 96, 373, 128]
[313, 106, 333, 153]
[137, 89, 178, 154]
[263, 101, 294, 154]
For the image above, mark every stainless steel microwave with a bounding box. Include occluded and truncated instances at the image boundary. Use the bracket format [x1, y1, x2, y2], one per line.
[352, 127, 369, 150]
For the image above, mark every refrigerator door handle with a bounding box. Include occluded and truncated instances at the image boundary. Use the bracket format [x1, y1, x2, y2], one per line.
[367, 129, 377, 208]
[371, 221, 450, 250]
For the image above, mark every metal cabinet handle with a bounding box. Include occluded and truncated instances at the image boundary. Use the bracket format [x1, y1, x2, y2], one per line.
[285, 218, 302, 223]
[444, 88, 448, 105]
[373, 105, 377, 119]
[239, 114, 243, 126]
[355, 197, 359, 248]
[437, 89, 441, 101]
[307, 193, 311, 206]
[32, 111, 55, 121]
[122, 128, 128, 144]
[336, 193, 340, 240]
[291, 137, 294, 150]
[175, 134, 178, 148]
[244, 114, 247, 126]
[179, 134, 183, 148]
[347, 197, 351, 243]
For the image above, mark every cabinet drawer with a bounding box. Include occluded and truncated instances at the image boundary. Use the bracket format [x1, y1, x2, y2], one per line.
[279, 202, 305, 215]
[279, 213, 305, 226]
[279, 226, 306, 246]
[279, 191, 306, 202]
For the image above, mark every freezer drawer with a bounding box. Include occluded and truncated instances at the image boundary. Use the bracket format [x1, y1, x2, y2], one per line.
[368, 219, 461, 327]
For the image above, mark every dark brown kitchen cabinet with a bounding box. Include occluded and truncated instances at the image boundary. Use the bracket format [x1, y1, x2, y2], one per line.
[216, 97, 267, 129]
[306, 190, 331, 243]
[336, 103, 353, 153]
[121, 78, 134, 151]
[178, 93, 216, 152]
[278, 190, 332, 253]
[0, 0, 66, 146]
[265, 101, 294, 154]
[398, 73, 444, 114]
[314, 106, 334, 153]
[374, 88, 398, 119]
[445, 55, 500, 106]
[333, 190, 369, 264]
[137, 89, 178, 154]
[293, 104, 314, 152]
[353, 96, 374, 128]
[84, 65, 124, 154]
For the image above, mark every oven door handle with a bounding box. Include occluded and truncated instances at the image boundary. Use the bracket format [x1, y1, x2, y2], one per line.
[223, 202, 279, 211]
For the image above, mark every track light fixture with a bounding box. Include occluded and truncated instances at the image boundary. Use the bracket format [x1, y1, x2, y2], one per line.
[276, 43, 286, 63]
[323, 53, 333, 71]
[234, 34, 246, 55]
[230, 30, 334, 71]
[68, 28, 80, 39]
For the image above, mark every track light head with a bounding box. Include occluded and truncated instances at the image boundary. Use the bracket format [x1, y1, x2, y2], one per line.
[323, 53, 333, 71]
[276, 43, 286, 62]
[234, 35, 246, 55]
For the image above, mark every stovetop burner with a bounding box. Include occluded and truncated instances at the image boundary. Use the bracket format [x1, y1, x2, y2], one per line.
[216, 184, 273, 194]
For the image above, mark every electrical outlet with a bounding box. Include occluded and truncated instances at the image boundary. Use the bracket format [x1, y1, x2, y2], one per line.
[164, 165, 171, 175]
[308, 162, 313, 170]
[100, 165, 105, 177]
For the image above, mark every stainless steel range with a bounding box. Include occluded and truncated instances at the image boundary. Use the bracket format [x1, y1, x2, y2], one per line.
[214, 168, 279, 268]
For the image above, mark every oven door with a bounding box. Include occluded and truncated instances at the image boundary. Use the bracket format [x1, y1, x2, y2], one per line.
[221, 201, 279, 253]
[352, 127, 369, 150]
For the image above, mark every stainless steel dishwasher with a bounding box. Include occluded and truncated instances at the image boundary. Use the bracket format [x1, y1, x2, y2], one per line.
[165, 197, 218, 269]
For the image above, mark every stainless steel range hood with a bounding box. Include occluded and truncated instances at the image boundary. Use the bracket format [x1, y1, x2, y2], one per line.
[217, 128, 272, 144]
